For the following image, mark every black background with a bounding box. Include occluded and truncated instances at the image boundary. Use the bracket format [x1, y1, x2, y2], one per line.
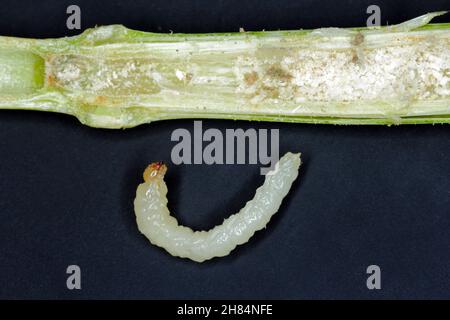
[0, 0, 449, 299]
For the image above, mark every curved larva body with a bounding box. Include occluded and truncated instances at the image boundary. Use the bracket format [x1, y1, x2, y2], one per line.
[134, 152, 301, 262]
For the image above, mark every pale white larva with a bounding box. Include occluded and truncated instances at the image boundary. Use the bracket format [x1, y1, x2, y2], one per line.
[134, 152, 301, 262]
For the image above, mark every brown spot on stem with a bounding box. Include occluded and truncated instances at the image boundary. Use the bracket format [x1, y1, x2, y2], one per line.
[244, 71, 259, 85]
[95, 95, 107, 104]
[46, 74, 56, 87]
[261, 85, 279, 99]
[185, 72, 193, 83]
[351, 32, 364, 46]
[266, 64, 292, 82]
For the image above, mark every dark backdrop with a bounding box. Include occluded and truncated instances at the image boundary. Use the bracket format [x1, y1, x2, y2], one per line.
[0, 0, 449, 299]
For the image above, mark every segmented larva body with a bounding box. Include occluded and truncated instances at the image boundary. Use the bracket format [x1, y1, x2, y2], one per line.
[134, 152, 301, 262]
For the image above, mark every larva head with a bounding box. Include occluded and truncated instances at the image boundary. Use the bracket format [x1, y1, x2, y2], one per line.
[143, 161, 167, 182]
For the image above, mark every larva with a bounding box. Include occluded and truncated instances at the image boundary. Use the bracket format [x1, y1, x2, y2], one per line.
[134, 152, 301, 262]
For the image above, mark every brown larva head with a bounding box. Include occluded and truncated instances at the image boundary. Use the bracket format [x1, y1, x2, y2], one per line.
[143, 161, 167, 182]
